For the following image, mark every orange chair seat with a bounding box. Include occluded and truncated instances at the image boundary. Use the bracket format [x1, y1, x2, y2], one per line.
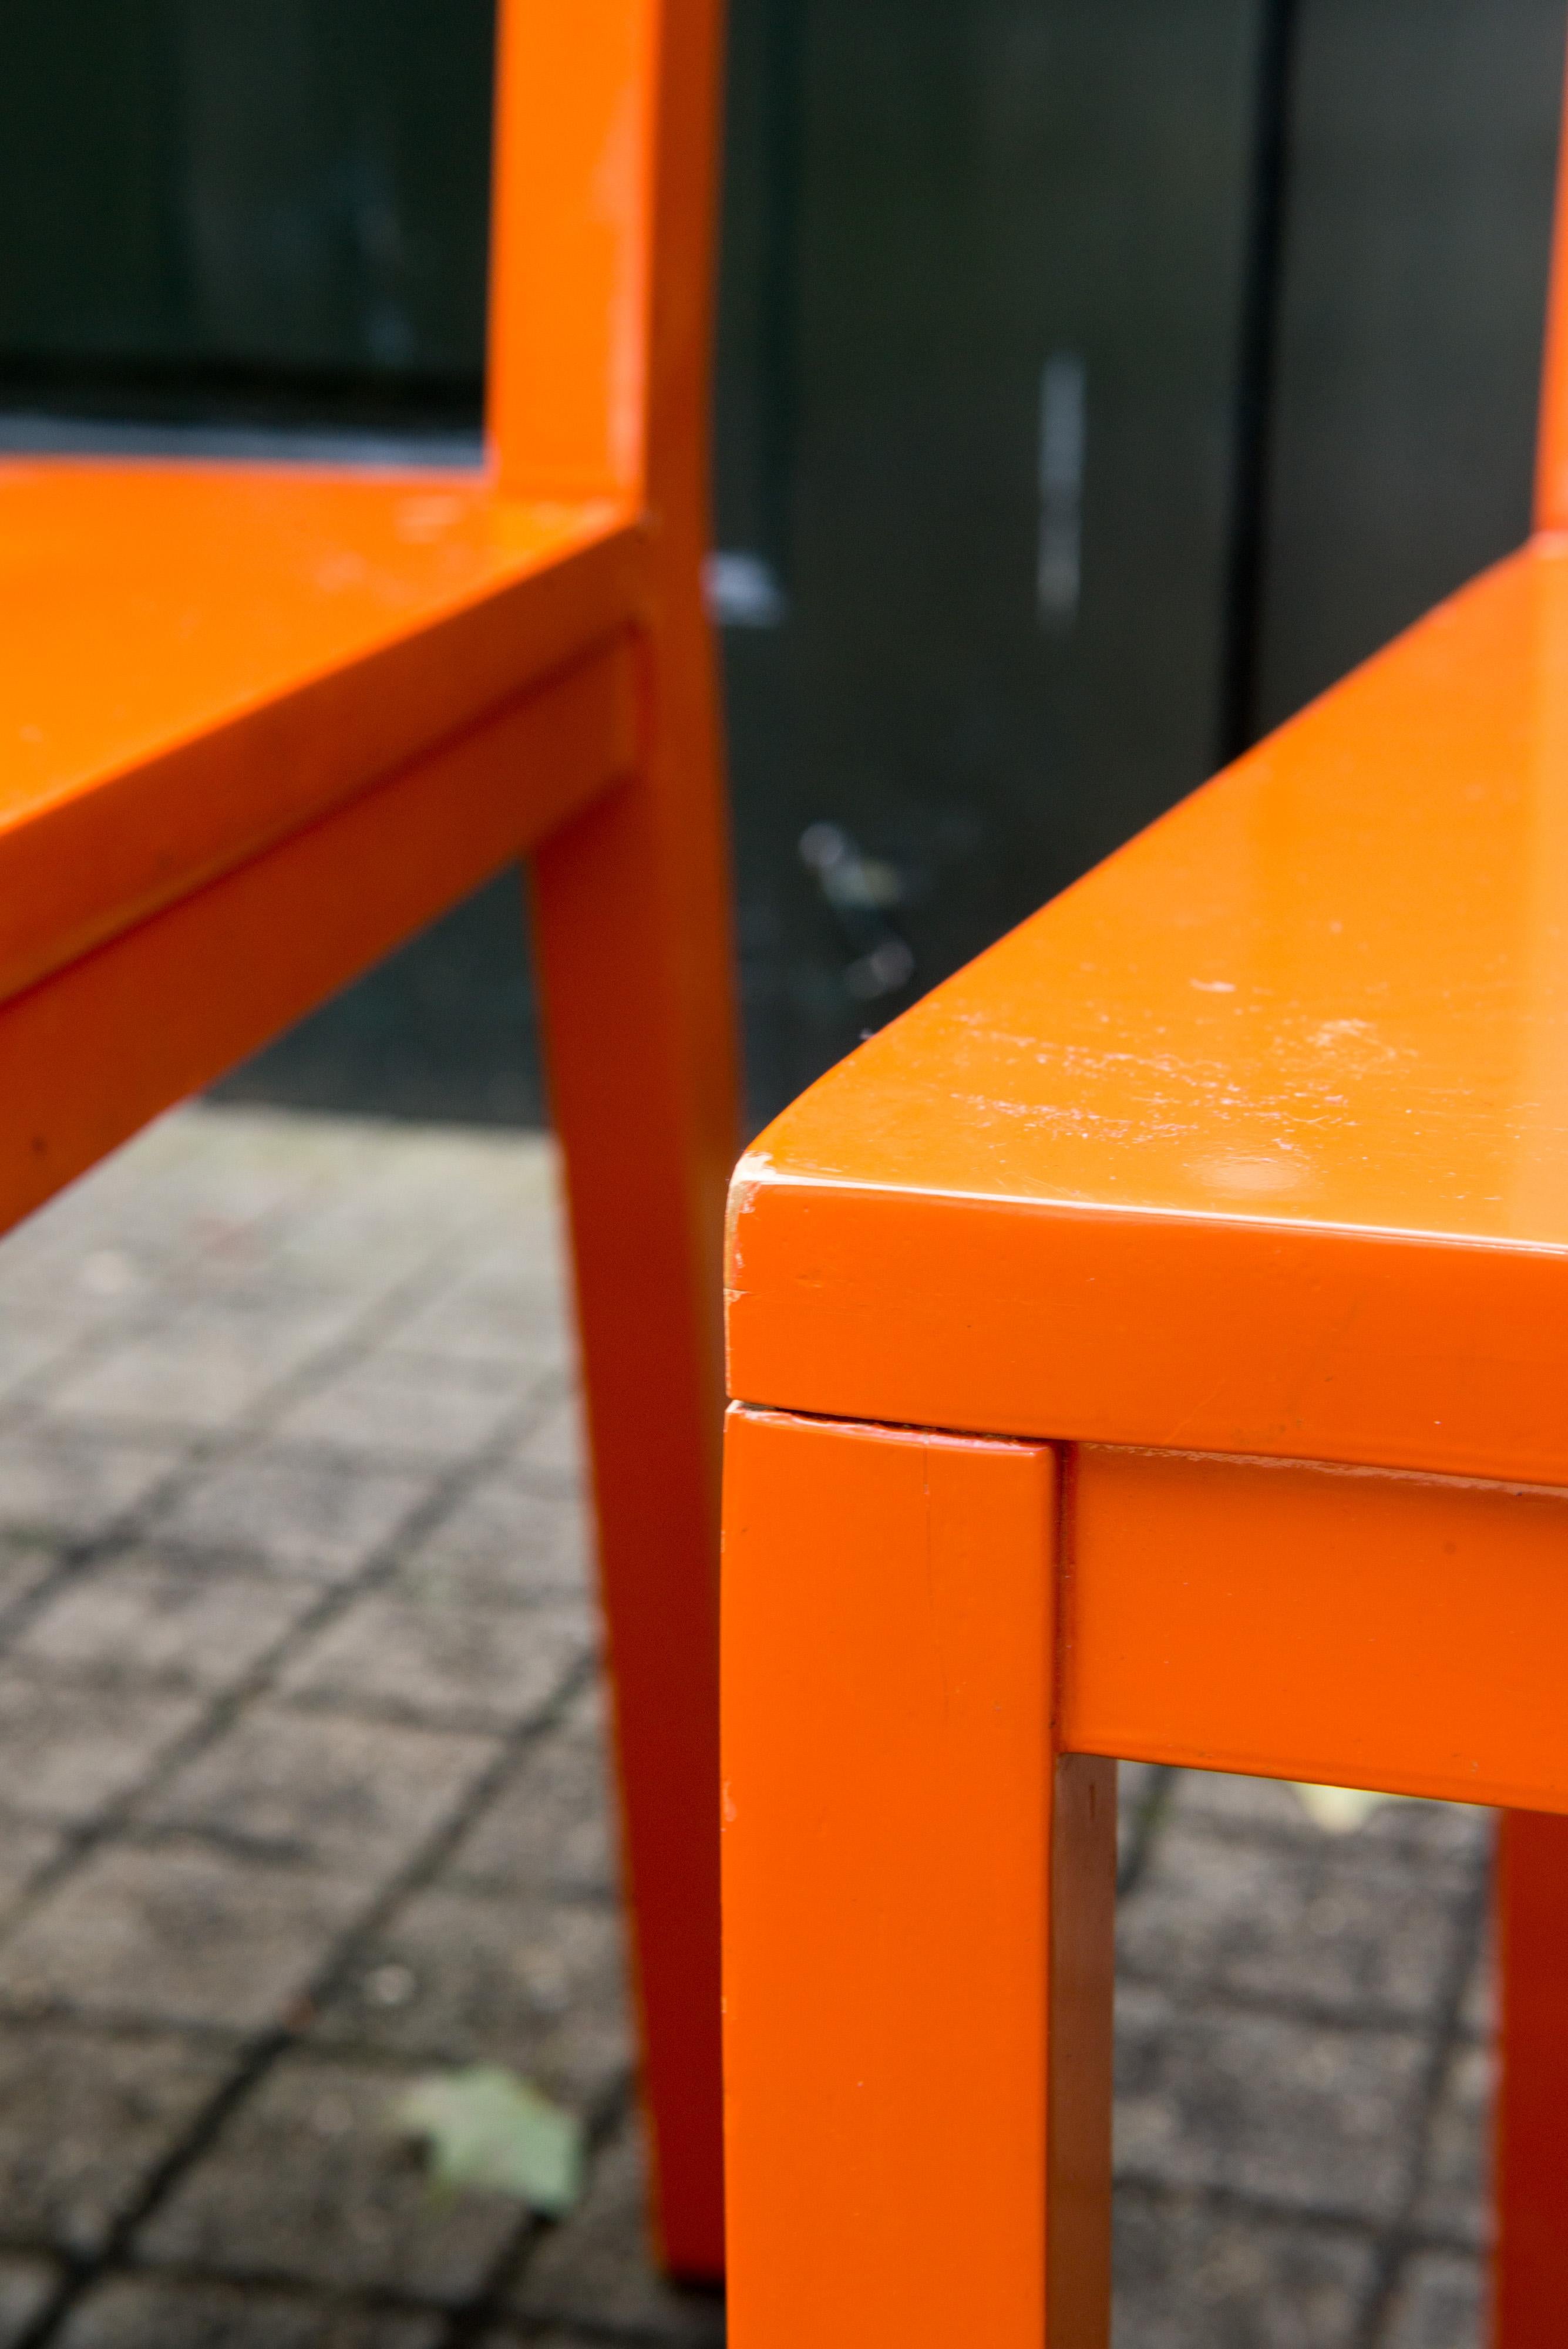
[0, 458, 641, 1004]
[729, 536, 1568, 1490]
[0, 0, 738, 2283]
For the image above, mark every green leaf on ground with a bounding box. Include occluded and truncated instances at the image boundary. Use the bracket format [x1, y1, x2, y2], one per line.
[1290, 1781, 1413, 1834]
[393, 2065, 584, 2214]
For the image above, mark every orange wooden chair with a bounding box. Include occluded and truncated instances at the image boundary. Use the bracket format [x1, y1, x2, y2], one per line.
[0, 0, 732, 2281]
[722, 51, 1568, 2349]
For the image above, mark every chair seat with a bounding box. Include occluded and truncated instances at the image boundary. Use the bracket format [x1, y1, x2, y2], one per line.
[0, 458, 640, 1004]
[729, 535, 1568, 1489]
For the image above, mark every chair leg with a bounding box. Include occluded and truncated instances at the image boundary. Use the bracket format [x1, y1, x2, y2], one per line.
[722, 1405, 1116, 2349]
[1493, 1807, 1568, 2341]
[528, 689, 738, 2280]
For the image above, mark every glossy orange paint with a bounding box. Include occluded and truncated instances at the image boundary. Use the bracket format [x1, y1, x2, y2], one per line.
[522, 0, 738, 2274]
[1495, 1809, 1568, 2340]
[1066, 1447, 1568, 1812]
[722, 1406, 1115, 2349]
[728, 540, 1568, 1489]
[0, 0, 735, 2279]
[488, 0, 655, 500]
[0, 466, 638, 1002]
[0, 650, 632, 1227]
[722, 41, 1568, 2347]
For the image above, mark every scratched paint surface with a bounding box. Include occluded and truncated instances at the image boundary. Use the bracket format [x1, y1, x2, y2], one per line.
[741, 544, 1568, 1251]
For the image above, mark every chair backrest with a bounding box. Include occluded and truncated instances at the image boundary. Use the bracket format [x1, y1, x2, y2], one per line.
[485, 0, 722, 554]
[1537, 53, 1568, 527]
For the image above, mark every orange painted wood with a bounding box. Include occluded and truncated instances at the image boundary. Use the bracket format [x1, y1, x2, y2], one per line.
[0, 648, 631, 1231]
[722, 1405, 1115, 2349]
[531, 719, 734, 2277]
[1062, 1446, 1568, 1812]
[489, 0, 655, 500]
[728, 539, 1568, 1490]
[722, 24, 1568, 2341]
[515, 0, 737, 2274]
[1495, 1809, 1568, 2343]
[0, 0, 738, 2276]
[0, 466, 639, 1004]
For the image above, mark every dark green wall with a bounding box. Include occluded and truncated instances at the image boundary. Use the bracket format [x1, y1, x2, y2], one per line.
[0, 0, 492, 420]
[1256, 0, 1564, 728]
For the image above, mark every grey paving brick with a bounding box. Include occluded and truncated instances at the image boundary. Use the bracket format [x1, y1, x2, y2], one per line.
[0, 1670, 207, 1826]
[140, 1709, 501, 1882]
[0, 1109, 1506, 2345]
[0, 1320, 93, 1406]
[259, 1204, 450, 1302]
[396, 1476, 590, 1610]
[0, 1844, 365, 2032]
[0, 1223, 179, 1325]
[0, 1537, 66, 1618]
[19, 1107, 340, 1267]
[446, 1687, 617, 1903]
[1117, 1761, 1159, 1822]
[1459, 1930, 1494, 2041]
[1115, 1985, 1427, 2224]
[1118, 1820, 1473, 2024]
[1173, 1773, 1494, 1873]
[507, 2117, 724, 2343]
[44, 1300, 361, 1435]
[13, 1563, 316, 1692]
[510, 1398, 583, 1495]
[137, 2051, 527, 2304]
[251, 1140, 547, 1306]
[149, 1454, 433, 1583]
[0, 1429, 186, 1543]
[278, 1597, 591, 1734]
[1112, 2190, 1374, 2348]
[271, 1355, 524, 1465]
[0, 1819, 69, 1913]
[1381, 2247, 1485, 2348]
[1411, 2039, 1491, 2251]
[383, 1269, 570, 1372]
[307, 1887, 630, 2101]
[0, 2257, 58, 2344]
[0, 2021, 231, 2256]
[56, 2277, 443, 2349]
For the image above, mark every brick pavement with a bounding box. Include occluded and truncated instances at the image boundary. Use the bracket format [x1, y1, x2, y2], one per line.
[0, 1103, 1489, 2346]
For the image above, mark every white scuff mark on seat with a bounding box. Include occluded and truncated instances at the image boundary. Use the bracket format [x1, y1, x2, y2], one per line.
[1192, 1151, 1312, 1197]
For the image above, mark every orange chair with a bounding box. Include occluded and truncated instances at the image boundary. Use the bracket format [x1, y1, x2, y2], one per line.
[0, 0, 732, 2280]
[722, 53, 1568, 2349]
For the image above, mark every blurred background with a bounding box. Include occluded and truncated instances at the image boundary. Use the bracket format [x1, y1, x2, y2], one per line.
[2, 0, 1562, 1129]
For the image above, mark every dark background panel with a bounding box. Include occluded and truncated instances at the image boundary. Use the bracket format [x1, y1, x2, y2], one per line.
[1255, 0, 1564, 731]
[0, 0, 1561, 1130]
[0, 0, 492, 423]
[724, 0, 1264, 1098]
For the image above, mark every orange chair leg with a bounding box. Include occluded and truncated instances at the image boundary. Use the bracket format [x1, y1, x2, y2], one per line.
[722, 1406, 1116, 2349]
[529, 651, 738, 2279]
[1494, 1808, 1568, 2340]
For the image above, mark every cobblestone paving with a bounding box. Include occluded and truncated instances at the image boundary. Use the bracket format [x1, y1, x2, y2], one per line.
[0, 1105, 1489, 2347]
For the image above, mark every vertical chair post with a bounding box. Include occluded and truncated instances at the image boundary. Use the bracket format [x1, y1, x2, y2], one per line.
[1492, 37, 1568, 2335]
[1493, 1809, 1568, 2343]
[722, 1406, 1117, 2348]
[489, 0, 738, 2278]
